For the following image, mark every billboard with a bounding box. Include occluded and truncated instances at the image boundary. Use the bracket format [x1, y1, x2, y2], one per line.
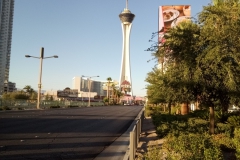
[158, 5, 191, 45]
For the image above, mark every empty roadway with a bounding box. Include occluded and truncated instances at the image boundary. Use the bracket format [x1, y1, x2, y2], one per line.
[0, 105, 143, 160]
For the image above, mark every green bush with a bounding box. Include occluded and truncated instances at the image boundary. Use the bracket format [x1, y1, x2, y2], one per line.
[151, 113, 163, 126]
[67, 105, 79, 108]
[190, 109, 209, 120]
[145, 106, 153, 117]
[212, 133, 235, 151]
[162, 133, 223, 160]
[187, 118, 209, 133]
[0, 106, 11, 110]
[142, 145, 163, 160]
[216, 123, 233, 136]
[17, 107, 24, 110]
[233, 127, 240, 159]
[152, 113, 188, 125]
[156, 123, 170, 138]
[154, 114, 209, 138]
[227, 115, 240, 127]
[50, 106, 60, 109]
[214, 109, 223, 123]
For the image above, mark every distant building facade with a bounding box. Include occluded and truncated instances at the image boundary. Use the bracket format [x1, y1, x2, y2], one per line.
[72, 77, 106, 98]
[0, 0, 14, 94]
[3, 81, 16, 92]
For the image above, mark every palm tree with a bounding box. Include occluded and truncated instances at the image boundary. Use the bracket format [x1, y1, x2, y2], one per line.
[111, 83, 117, 104]
[106, 77, 112, 100]
[116, 90, 124, 104]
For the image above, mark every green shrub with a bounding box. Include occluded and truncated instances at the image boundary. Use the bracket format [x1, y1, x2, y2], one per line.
[233, 127, 240, 159]
[214, 109, 223, 123]
[145, 106, 153, 117]
[1, 106, 11, 110]
[216, 123, 233, 136]
[187, 118, 209, 134]
[152, 113, 163, 126]
[156, 123, 170, 138]
[142, 145, 164, 160]
[50, 106, 60, 109]
[212, 133, 235, 152]
[227, 115, 240, 127]
[67, 105, 78, 108]
[175, 121, 188, 130]
[68, 105, 78, 108]
[162, 133, 223, 160]
[190, 109, 209, 120]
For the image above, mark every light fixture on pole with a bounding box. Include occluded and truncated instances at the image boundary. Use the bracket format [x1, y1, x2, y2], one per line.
[25, 47, 58, 109]
[82, 75, 99, 107]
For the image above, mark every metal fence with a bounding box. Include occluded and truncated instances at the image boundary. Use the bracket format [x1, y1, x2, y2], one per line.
[0, 100, 105, 110]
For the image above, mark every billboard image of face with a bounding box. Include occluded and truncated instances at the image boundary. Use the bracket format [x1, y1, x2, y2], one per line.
[158, 5, 191, 45]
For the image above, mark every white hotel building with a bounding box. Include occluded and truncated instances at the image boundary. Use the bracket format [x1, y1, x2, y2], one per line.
[72, 77, 106, 98]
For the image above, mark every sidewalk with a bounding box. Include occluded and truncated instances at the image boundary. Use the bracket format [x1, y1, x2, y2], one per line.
[135, 117, 164, 160]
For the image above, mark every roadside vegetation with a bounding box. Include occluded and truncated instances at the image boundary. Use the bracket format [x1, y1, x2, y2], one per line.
[142, 106, 240, 160]
[143, 0, 240, 159]
[0, 85, 37, 110]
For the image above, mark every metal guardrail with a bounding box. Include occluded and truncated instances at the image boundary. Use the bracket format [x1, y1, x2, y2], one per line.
[124, 108, 145, 160]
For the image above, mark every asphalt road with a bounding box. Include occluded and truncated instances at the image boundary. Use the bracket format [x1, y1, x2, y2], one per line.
[0, 105, 143, 160]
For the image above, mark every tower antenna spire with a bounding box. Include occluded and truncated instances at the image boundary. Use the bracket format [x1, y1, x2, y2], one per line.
[126, 0, 128, 9]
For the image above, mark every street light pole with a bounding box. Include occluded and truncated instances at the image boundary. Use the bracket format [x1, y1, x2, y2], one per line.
[82, 75, 99, 107]
[88, 78, 91, 107]
[25, 47, 58, 109]
[37, 48, 44, 110]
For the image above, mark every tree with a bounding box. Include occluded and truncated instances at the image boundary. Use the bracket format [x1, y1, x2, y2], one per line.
[196, 0, 240, 134]
[106, 77, 112, 101]
[23, 85, 34, 95]
[29, 92, 37, 100]
[50, 96, 54, 101]
[146, 0, 240, 134]
[2, 91, 29, 100]
[146, 21, 201, 114]
[111, 83, 117, 104]
[45, 94, 50, 101]
[2, 93, 12, 100]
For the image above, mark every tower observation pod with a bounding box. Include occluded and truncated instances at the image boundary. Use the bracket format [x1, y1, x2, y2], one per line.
[119, 0, 135, 96]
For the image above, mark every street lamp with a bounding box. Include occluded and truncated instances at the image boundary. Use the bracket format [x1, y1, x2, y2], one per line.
[25, 47, 58, 109]
[82, 75, 99, 107]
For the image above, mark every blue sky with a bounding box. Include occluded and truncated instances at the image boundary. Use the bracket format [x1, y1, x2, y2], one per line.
[10, 0, 211, 97]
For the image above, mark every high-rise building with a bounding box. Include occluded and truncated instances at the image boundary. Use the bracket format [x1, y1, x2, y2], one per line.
[72, 77, 106, 97]
[119, 0, 135, 96]
[0, 0, 14, 94]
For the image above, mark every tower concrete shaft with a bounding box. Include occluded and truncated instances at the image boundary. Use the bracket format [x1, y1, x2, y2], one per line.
[119, 5, 135, 96]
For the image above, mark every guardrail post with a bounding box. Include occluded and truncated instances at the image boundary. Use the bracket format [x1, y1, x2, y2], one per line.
[136, 120, 140, 146]
[141, 111, 144, 132]
[127, 108, 145, 160]
[130, 131, 134, 160]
